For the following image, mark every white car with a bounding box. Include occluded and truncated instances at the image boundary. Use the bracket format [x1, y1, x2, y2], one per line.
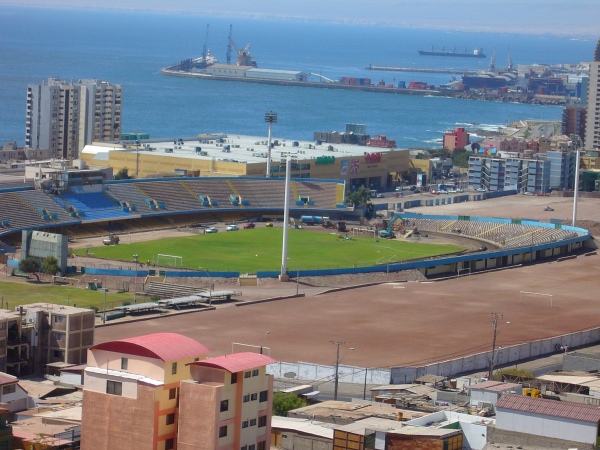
[454, 188, 463, 193]
[205, 227, 218, 234]
[476, 187, 488, 192]
[226, 224, 239, 231]
[438, 189, 448, 194]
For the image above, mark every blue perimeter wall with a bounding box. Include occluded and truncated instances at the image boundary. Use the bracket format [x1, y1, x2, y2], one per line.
[80, 213, 591, 279]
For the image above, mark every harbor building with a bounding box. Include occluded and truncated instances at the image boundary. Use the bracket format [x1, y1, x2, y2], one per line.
[26, 78, 122, 160]
[584, 38, 600, 150]
[81, 133, 410, 190]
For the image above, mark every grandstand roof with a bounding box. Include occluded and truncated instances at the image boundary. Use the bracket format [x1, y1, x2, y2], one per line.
[82, 133, 402, 165]
[91, 332, 210, 362]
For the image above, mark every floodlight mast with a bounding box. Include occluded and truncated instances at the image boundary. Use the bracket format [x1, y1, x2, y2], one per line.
[265, 111, 277, 178]
[281, 155, 292, 276]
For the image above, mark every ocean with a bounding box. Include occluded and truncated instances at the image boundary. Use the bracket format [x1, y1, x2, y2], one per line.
[0, 6, 596, 148]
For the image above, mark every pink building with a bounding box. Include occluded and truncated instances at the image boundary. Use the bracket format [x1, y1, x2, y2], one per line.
[178, 353, 276, 450]
[443, 127, 470, 151]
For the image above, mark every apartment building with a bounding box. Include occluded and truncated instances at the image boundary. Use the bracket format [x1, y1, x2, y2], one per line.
[468, 155, 551, 193]
[81, 333, 211, 450]
[178, 352, 276, 450]
[584, 38, 600, 150]
[26, 78, 122, 159]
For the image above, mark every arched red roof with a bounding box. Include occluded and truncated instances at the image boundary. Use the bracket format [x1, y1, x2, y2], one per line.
[91, 333, 210, 362]
[188, 352, 276, 373]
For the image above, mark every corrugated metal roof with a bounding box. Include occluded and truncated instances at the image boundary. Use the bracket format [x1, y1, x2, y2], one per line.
[496, 393, 600, 423]
[91, 332, 210, 362]
[470, 381, 521, 392]
[537, 374, 598, 385]
[189, 352, 276, 373]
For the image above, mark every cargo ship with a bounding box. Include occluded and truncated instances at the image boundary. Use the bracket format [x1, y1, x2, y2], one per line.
[419, 46, 486, 58]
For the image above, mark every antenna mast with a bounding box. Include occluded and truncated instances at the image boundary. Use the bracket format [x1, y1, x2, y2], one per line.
[226, 24, 233, 65]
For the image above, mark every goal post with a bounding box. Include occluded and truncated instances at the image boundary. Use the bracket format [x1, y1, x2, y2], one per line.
[519, 291, 554, 308]
[156, 254, 183, 267]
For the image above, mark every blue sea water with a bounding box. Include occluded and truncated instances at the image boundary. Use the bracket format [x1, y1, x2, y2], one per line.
[0, 6, 596, 147]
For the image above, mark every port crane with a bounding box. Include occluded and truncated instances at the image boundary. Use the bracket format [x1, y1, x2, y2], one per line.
[309, 73, 335, 83]
[228, 34, 256, 67]
[226, 24, 233, 64]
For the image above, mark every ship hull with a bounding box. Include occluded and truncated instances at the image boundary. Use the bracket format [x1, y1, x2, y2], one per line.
[418, 50, 486, 58]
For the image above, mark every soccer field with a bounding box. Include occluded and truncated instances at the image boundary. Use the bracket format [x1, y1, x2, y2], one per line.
[74, 228, 465, 272]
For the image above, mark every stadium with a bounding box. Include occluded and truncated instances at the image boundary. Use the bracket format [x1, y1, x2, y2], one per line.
[0, 172, 597, 382]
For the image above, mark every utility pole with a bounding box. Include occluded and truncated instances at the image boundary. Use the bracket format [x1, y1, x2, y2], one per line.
[489, 313, 502, 380]
[333, 341, 344, 401]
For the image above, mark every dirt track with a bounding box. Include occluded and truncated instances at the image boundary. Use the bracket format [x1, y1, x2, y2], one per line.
[93, 194, 600, 369]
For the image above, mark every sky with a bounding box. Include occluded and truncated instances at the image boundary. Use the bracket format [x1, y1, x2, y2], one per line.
[1, 0, 599, 39]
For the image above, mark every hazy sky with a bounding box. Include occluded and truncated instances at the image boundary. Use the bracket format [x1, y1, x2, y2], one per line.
[2, 0, 599, 38]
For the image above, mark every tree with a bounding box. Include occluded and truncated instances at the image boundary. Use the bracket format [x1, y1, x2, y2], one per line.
[114, 167, 131, 180]
[272, 392, 308, 417]
[41, 256, 61, 276]
[18, 257, 41, 281]
[346, 186, 371, 207]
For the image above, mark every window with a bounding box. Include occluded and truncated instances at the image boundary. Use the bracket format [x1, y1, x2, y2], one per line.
[53, 350, 63, 359]
[250, 393, 257, 401]
[171, 362, 177, 375]
[220, 399, 229, 412]
[258, 416, 267, 428]
[194, 357, 200, 362]
[169, 388, 177, 400]
[121, 358, 128, 370]
[257, 443, 265, 450]
[165, 438, 174, 450]
[241, 447, 247, 450]
[231, 373, 238, 384]
[166, 413, 175, 425]
[53, 315, 64, 323]
[249, 445, 255, 450]
[250, 418, 256, 426]
[252, 369, 259, 377]
[219, 425, 227, 438]
[259, 390, 268, 402]
[244, 371, 251, 379]
[106, 380, 122, 396]
[242, 420, 249, 429]
[2, 384, 16, 395]
[243, 394, 250, 403]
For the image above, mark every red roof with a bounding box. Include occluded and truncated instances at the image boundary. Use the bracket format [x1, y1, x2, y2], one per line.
[496, 394, 600, 423]
[0, 373, 17, 386]
[189, 352, 276, 373]
[91, 333, 210, 362]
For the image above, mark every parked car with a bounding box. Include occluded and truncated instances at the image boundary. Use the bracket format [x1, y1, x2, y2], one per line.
[476, 187, 488, 192]
[376, 193, 385, 198]
[226, 224, 239, 231]
[524, 191, 534, 196]
[544, 206, 554, 211]
[205, 227, 218, 234]
[265, 222, 274, 227]
[409, 186, 416, 191]
[243, 222, 255, 229]
[430, 189, 439, 195]
[454, 188, 463, 193]
[439, 189, 448, 194]
[413, 189, 421, 194]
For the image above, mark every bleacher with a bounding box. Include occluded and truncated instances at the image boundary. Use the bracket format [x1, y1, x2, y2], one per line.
[409, 217, 579, 249]
[144, 282, 207, 299]
[60, 192, 132, 221]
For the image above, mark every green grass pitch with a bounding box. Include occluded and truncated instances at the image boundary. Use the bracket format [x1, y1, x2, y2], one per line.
[74, 228, 466, 272]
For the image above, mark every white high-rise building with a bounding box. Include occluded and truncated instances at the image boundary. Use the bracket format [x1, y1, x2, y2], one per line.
[25, 78, 122, 159]
[584, 39, 600, 150]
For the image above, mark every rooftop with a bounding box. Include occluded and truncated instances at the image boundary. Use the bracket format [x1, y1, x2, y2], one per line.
[188, 352, 276, 373]
[82, 133, 403, 166]
[91, 332, 210, 362]
[469, 380, 522, 392]
[496, 393, 600, 423]
[17, 303, 94, 315]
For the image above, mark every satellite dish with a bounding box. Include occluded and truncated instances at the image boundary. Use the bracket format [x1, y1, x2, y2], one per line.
[471, 142, 481, 152]
[284, 372, 297, 379]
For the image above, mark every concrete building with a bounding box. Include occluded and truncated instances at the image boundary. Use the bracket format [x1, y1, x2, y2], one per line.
[443, 127, 470, 151]
[468, 155, 551, 193]
[492, 393, 600, 449]
[468, 381, 522, 412]
[562, 106, 586, 144]
[26, 78, 122, 160]
[585, 38, 600, 150]
[0, 372, 28, 413]
[81, 332, 210, 450]
[17, 303, 95, 376]
[81, 133, 410, 191]
[546, 150, 576, 190]
[178, 352, 276, 450]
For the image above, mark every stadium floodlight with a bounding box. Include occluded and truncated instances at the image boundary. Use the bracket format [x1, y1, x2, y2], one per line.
[264, 111, 278, 178]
